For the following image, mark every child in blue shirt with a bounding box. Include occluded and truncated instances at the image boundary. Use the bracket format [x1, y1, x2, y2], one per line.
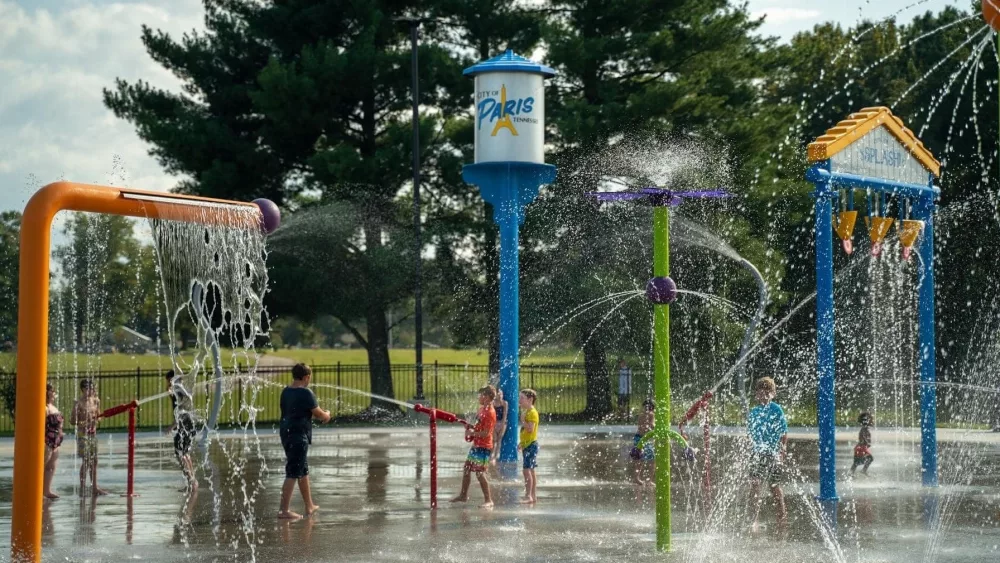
[747, 376, 788, 532]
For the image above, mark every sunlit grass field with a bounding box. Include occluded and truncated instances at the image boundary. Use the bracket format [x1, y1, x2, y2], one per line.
[0, 347, 582, 373]
[266, 347, 580, 366]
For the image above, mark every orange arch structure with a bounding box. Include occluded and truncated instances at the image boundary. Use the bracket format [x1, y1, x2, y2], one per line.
[11, 182, 262, 562]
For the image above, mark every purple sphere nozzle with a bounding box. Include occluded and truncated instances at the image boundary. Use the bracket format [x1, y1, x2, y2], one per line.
[253, 198, 281, 234]
[646, 276, 677, 304]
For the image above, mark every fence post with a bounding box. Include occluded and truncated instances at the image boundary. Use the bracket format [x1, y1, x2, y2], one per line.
[434, 360, 439, 408]
[134, 366, 141, 427]
[530, 364, 535, 390]
[336, 362, 342, 418]
[238, 376, 244, 425]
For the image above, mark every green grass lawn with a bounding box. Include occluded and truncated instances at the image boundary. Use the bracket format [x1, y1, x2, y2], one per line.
[0, 348, 583, 374]
[266, 347, 581, 366]
[0, 352, 194, 372]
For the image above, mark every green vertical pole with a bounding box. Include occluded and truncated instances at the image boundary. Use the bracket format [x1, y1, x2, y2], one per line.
[653, 206, 671, 551]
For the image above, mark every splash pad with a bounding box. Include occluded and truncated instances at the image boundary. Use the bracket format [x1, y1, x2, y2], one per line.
[10, 11, 1000, 559]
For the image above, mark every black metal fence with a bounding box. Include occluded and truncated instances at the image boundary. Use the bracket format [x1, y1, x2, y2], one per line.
[0, 362, 626, 434]
[8, 364, 990, 435]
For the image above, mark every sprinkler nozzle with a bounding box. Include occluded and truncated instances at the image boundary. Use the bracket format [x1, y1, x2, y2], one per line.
[253, 198, 281, 234]
[412, 403, 466, 425]
[100, 400, 138, 419]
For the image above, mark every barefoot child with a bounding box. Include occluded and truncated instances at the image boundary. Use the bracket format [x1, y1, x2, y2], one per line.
[166, 370, 198, 491]
[747, 377, 787, 532]
[851, 412, 874, 476]
[489, 389, 508, 467]
[451, 385, 497, 508]
[519, 389, 539, 504]
[278, 363, 331, 519]
[630, 398, 655, 484]
[70, 379, 107, 496]
[44, 383, 64, 499]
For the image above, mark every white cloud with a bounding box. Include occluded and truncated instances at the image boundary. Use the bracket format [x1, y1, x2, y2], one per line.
[0, 0, 204, 215]
[750, 8, 823, 26]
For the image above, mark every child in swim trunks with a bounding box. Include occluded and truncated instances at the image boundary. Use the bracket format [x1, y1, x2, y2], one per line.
[519, 389, 539, 504]
[278, 363, 330, 519]
[851, 412, 874, 476]
[451, 385, 497, 508]
[71, 379, 107, 496]
[44, 383, 64, 499]
[630, 398, 655, 484]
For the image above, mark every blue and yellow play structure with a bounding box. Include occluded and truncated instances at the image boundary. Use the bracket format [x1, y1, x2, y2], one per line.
[806, 107, 941, 520]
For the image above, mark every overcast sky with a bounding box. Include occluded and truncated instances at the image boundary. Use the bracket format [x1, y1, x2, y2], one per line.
[0, 0, 965, 215]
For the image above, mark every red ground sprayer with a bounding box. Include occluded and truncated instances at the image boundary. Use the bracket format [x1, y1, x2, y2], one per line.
[412, 404, 469, 508]
[677, 391, 713, 511]
[100, 400, 139, 497]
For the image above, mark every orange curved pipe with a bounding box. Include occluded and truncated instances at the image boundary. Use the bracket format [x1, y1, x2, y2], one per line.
[12, 182, 262, 562]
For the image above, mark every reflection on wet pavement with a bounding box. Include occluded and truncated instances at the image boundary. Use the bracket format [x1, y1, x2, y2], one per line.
[1, 425, 998, 562]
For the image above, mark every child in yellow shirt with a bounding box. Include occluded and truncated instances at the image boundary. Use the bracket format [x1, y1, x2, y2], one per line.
[519, 389, 539, 504]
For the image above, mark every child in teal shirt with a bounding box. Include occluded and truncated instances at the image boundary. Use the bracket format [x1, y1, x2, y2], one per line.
[747, 376, 787, 532]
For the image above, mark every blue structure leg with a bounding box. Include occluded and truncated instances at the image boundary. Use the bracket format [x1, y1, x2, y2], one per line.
[917, 195, 938, 487]
[495, 209, 520, 477]
[814, 182, 838, 508]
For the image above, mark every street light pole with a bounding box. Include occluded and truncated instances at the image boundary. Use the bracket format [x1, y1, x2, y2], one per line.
[405, 18, 425, 400]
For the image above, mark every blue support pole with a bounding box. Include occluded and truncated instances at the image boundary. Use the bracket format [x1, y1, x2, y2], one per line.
[464, 161, 556, 478]
[916, 186, 938, 487]
[495, 207, 520, 475]
[814, 179, 838, 509]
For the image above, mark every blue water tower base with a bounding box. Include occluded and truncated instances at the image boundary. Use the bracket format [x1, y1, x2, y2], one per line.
[463, 161, 556, 480]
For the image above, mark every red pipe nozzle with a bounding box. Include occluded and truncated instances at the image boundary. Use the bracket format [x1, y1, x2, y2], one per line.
[100, 400, 138, 419]
[412, 404, 466, 425]
[683, 391, 714, 422]
[434, 409, 463, 424]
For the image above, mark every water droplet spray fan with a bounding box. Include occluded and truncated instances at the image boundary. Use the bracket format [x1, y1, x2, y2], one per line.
[11, 182, 279, 563]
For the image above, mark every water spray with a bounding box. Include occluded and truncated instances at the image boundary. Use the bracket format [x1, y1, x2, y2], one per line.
[192, 281, 226, 445]
[11, 182, 279, 563]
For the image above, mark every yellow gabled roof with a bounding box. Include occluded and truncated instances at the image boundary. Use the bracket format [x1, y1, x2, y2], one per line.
[807, 106, 940, 178]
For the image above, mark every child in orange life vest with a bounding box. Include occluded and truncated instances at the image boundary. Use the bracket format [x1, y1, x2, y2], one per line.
[851, 412, 874, 476]
[450, 385, 497, 508]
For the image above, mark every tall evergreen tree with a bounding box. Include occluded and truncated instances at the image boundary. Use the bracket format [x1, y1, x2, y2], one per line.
[421, 0, 544, 375]
[104, 0, 467, 407]
[751, 6, 1000, 387]
[0, 212, 20, 344]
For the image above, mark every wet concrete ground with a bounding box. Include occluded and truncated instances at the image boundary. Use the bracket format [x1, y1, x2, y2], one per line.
[1, 424, 999, 562]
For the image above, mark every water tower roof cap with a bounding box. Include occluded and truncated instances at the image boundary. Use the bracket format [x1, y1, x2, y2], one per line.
[463, 49, 556, 78]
